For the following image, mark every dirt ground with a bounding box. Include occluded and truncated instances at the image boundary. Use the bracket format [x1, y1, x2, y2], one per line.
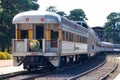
[0, 60, 13, 67]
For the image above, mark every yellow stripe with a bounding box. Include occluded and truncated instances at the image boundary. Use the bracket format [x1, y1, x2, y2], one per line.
[28, 29, 33, 39]
[58, 29, 62, 40]
[16, 29, 20, 39]
[46, 29, 50, 41]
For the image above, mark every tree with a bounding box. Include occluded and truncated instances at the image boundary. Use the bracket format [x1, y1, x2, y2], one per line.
[46, 6, 67, 17]
[68, 9, 88, 21]
[104, 12, 120, 43]
[0, 0, 39, 51]
[57, 11, 67, 16]
[0, 25, 9, 51]
[0, 0, 2, 13]
[46, 6, 57, 12]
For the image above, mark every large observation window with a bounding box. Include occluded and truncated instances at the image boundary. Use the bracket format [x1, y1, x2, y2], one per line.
[21, 30, 28, 39]
[51, 30, 58, 47]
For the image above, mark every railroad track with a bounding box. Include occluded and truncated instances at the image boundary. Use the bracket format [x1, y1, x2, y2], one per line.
[2, 54, 116, 80]
[0, 70, 27, 80]
[1, 68, 51, 80]
[35, 54, 107, 80]
[68, 55, 118, 80]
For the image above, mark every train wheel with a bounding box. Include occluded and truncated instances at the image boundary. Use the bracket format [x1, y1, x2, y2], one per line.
[60, 56, 67, 67]
[78, 54, 88, 63]
[69, 56, 74, 64]
[74, 55, 79, 64]
[28, 68, 32, 72]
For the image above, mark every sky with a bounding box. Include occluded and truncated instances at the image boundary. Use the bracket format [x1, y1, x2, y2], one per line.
[37, 0, 120, 27]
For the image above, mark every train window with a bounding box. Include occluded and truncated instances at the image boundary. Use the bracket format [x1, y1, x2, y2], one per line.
[84, 37, 86, 43]
[62, 31, 65, 41]
[71, 33, 73, 41]
[85, 37, 87, 43]
[80, 35, 82, 42]
[68, 32, 70, 41]
[78, 35, 80, 42]
[66, 31, 69, 41]
[69, 32, 71, 41]
[75, 34, 77, 42]
[79, 35, 80, 42]
[73, 34, 75, 42]
[81, 36, 83, 43]
[64, 31, 67, 41]
[51, 30, 58, 40]
[92, 45, 94, 49]
[83, 36, 87, 43]
[83, 36, 85, 43]
[79, 35, 81, 43]
[77, 22, 81, 25]
[76, 35, 78, 42]
[36, 26, 44, 39]
[51, 30, 58, 47]
[82, 23, 88, 29]
[77, 35, 79, 42]
[21, 30, 28, 39]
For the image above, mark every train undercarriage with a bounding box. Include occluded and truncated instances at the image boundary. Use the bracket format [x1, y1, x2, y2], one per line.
[17, 54, 89, 71]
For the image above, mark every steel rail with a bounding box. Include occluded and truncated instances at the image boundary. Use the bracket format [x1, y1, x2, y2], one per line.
[67, 58, 106, 80]
[99, 61, 118, 80]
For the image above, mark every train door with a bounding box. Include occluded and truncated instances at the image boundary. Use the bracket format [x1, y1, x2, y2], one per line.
[36, 25, 44, 49]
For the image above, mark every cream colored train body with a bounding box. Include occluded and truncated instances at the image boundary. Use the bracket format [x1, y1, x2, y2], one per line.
[12, 10, 100, 70]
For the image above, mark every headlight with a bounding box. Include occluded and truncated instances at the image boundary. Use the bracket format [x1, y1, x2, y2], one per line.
[30, 40, 40, 50]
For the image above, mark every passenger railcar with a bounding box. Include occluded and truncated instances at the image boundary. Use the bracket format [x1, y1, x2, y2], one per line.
[100, 41, 113, 53]
[12, 10, 99, 70]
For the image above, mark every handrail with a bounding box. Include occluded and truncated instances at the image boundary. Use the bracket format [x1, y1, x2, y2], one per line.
[12, 38, 60, 53]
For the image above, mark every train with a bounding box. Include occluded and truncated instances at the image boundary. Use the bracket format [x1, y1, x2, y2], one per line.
[12, 10, 113, 70]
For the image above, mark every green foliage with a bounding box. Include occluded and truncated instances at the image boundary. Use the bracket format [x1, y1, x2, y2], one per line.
[104, 12, 120, 43]
[57, 11, 67, 16]
[0, 52, 7, 59]
[0, 0, 39, 51]
[0, 51, 12, 60]
[4, 52, 12, 59]
[68, 9, 88, 21]
[46, 6, 67, 17]
[46, 6, 57, 12]
[0, 8, 3, 13]
[46, 6, 88, 22]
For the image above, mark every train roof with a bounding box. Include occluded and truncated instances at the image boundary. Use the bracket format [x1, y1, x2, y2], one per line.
[12, 10, 61, 24]
[100, 41, 113, 46]
[12, 10, 88, 36]
[113, 44, 120, 48]
[60, 16, 88, 36]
